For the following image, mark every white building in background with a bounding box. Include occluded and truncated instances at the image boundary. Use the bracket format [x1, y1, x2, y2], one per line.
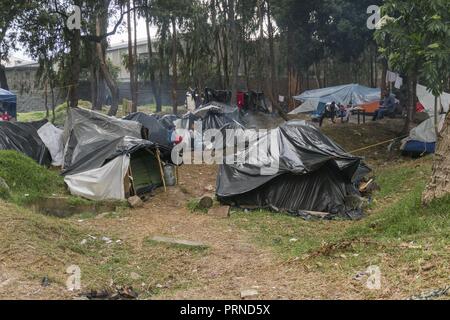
[107, 39, 157, 82]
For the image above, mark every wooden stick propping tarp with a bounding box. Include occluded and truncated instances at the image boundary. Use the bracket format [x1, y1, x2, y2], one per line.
[156, 148, 167, 192]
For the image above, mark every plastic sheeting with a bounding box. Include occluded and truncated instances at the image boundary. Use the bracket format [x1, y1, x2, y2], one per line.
[64, 155, 130, 201]
[62, 108, 143, 173]
[405, 114, 446, 144]
[416, 84, 450, 116]
[400, 114, 446, 155]
[123, 112, 172, 147]
[291, 84, 381, 114]
[216, 121, 370, 218]
[38, 122, 64, 166]
[192, 102, 243, 131]
[0, 121, 51, 165]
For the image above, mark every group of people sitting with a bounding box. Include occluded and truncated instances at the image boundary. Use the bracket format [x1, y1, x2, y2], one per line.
[319, 102, 350, 127]
[318, 90, 399, 127]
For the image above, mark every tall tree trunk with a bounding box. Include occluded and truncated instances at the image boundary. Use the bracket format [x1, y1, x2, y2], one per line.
[50, 82, 56, 123]
[145, 8, 162, 112]
[90, 63, 99, 110]
[257, 0, 265, 91]
[211, 0, 223, 88]
[171, 17, 178, 114]
[380, 57, 388, 93]
[127, 0, 137, 113]
[95, 17, 120, 116]
[229, 0, 239, 105]
[97, 71, 106, 110]
[0, 64, 9, 90]
[422, 112, 450, 204]
[402, 73, 417, 134]
[68, 29, 81, 108]
[267, 0, 277, 102]
[44, 80, 49, 118]
[133, 0, 139, 109]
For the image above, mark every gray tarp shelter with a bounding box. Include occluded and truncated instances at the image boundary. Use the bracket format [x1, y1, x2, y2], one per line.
[62, 108, 169, 201]
[0, 88, 17, 118]
[290, 84, 381, 114]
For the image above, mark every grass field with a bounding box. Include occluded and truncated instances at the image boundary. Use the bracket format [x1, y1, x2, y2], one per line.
[230, 157, 449, 298]
[17, 101, 177, 126]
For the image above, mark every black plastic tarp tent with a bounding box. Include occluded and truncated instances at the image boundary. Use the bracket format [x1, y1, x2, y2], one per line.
[123, 112, 172, 147]
[0, 121, 51, 165]
[0, 88, 17, 118]
[62, 107, 149, 175]
[178, 102, 244, 131]
[216, 121, 370, 219]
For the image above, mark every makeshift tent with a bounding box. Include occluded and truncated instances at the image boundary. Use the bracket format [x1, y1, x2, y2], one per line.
[62, 107, 143, 172]
[62, 108, 169, 201]
[0, 88, 17, 119]
[191, 102, 242, 130]
[124, 112, 172, 147]
[174, 102, 245, 151]
[159, 114, 180, 130]
[290, 84, 381, 114]
[0, 121, 51, 165]
[216, 121, 371, 219]
[401, 114, 446, 157]
[416, 84, 450, 116]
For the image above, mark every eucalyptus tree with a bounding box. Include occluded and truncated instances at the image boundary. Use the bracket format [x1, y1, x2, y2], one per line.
[150, 0, 193, 114]
[0, 2, 32, 89]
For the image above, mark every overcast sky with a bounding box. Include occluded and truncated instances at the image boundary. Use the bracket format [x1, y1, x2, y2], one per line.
[12, 17, 157, 61]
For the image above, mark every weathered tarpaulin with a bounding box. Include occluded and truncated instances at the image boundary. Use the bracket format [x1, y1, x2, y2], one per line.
[216, 121, 370, 218]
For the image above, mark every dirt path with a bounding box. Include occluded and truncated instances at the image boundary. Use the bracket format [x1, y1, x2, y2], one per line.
[81, 164, 370, 300]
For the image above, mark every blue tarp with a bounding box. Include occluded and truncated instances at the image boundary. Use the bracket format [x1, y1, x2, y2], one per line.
[402, 141, 436, 156]
[291, 84, 381, 114]
[0, 88, 17, 118]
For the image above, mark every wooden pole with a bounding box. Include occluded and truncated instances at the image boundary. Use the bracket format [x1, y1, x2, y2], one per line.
[156, 148, 167, 192]
[175, 166, 180, 186]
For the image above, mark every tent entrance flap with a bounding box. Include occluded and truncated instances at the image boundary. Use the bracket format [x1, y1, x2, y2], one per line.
[130, 149, 163, 195]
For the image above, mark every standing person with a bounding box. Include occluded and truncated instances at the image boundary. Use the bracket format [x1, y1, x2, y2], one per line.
[319, 102, 337, 127]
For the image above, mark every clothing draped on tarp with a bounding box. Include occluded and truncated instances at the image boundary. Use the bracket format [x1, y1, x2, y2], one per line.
[123, 112, 172, 147]
[0, 88, 17, 118]
[0, 121, 52, 166]
[291, 84, 381, 114]
[216, 121, 371, 219]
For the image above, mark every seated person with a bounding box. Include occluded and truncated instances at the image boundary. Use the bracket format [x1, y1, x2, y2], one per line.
[338, 103, 350, 123]
[373, 90, 396, 121]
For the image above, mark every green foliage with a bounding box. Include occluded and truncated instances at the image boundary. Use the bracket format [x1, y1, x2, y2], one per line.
[0, 151, 66, 205]
[187, 198, 208, 214]
[375, 0, 450, 96]
[231, 159, 448, 259]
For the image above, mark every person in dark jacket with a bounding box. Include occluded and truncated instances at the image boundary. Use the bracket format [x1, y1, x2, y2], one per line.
[319, 102, 337, 127]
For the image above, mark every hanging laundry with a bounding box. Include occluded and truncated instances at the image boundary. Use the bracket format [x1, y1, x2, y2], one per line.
[386, 71, 397, 83]
[394, 76, 403, 89]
